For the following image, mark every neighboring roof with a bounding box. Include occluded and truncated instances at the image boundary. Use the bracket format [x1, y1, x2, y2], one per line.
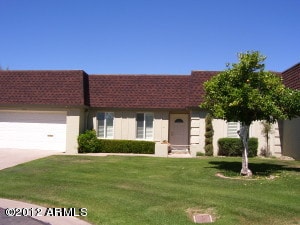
[0, 70, 88, 106]
[282, 63, 300, 90]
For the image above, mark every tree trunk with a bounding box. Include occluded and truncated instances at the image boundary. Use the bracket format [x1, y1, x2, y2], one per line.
[237, 124, 252, 176]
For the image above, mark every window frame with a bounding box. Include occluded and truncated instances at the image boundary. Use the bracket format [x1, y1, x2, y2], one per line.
[227, 122, 241, 138]
[136, 112, 154, 140]
[227, 121, 252, 138]
[96, 112, 114, 139]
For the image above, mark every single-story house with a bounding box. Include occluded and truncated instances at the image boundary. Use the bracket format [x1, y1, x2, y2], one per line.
[0, 63, 299, 159]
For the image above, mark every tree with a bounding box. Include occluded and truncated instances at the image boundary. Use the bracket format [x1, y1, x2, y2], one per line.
[204, 113, 214, 156]
[200, 51, 300, 176]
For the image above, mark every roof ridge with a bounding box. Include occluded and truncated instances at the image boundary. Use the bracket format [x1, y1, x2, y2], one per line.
[89, 74, 188, 76]
[0, 69, 86, 72]
[282, 62, 300, 73]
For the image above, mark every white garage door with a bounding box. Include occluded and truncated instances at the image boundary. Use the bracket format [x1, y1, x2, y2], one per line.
[0, 111, 66, 151]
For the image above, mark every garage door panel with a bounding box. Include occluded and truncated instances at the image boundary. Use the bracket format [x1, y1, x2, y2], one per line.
[0, 112, 66, 124]
[0, 111, 66, 151]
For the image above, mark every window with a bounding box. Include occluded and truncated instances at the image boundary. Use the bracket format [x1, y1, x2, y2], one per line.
[97, 112, 114, 138]
[175, 118, 184, 123]
[227, 122, 241, 138]
[136, 113, 153, 140]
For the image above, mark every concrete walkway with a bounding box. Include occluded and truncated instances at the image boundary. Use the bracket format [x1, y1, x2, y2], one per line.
[81, 152, 192, 158]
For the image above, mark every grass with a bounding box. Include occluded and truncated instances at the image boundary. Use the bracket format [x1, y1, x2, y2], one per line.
[0, 155, 299, 225]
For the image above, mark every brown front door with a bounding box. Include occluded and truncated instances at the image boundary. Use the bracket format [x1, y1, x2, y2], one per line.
[169, 114, 189, 148]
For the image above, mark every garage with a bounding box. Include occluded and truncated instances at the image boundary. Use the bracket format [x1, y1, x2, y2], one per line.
[0, 111, 67, 151]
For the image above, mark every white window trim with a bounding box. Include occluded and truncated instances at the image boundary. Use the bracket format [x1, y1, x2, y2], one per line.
[136, 112, 154, 140]
[227, 121, 252, 138]
[97, 112, 114, 139]
[227, 122, 241, 138]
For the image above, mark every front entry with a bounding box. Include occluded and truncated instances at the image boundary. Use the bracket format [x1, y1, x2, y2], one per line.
[169, 114, 189, 150]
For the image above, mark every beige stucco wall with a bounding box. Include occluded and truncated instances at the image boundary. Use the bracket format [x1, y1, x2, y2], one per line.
[212, 119, 227, 155]
[189, 111, 203, 156]
[114, 111, 136, 140]
[282, 117, 300, 160]
[189, 110, 283, 157]
[250, 122, 263, 155]
[66, 108, 85, 154]
[250, 121, 282, 157]
[190, 110, 228, 156]
[153, 112, 169, 142]
[87, 109, 289, 158]
[90, 110, 169, 142]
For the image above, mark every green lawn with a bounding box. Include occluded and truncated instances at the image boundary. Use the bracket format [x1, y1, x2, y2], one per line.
[0, 155, 299, 225]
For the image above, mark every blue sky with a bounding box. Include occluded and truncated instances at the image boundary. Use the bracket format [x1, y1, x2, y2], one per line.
[0, 0, 299, 74]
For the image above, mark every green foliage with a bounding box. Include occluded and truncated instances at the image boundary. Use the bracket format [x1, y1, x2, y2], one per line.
[78, 130, 155, 154]
[99, 139, 155, 154]
[218, 138, 258, 157]
[260, 121, 273, 157]
[204, 113, 214, 156]
[200, 51, 300, 125]
[196, 152, 205, 156]
[1, 157, 299, 224]
[77, 130, 101, 153]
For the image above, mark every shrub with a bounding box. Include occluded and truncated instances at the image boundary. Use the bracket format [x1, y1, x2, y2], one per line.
[78, 130, 101, 153]
[218, 138, 258, 157]
[204, 113, 214, 156]
[99, 139, 155, 154]
[196, 152, 205, 157]
[78, 130, 155, 154]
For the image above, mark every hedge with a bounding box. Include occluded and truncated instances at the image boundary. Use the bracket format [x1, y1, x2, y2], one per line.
[78, 130, 155, 154]
[218, 137, 258, 157]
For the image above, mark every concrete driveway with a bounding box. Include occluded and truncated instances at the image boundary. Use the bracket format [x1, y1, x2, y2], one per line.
[0, 149, 92, 225]
[0, 148, 61, 170]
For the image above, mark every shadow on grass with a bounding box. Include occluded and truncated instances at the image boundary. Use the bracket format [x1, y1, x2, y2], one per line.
[208, 160, 300, 176]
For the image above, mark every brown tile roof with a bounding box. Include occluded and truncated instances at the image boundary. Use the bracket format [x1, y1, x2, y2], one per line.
[0, 70, 88, 106]
[88, 71, 220, 109]
[282, 63, 300, 90]
[189, 71, 219, 108]
[2, 64, 297, 110]
[0, 69, 217, 109]
[88, 75, 190, 109]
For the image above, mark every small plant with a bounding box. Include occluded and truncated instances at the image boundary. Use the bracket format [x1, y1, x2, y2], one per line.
[260, 121, 273, 157]
[204, 113, 214, 156]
